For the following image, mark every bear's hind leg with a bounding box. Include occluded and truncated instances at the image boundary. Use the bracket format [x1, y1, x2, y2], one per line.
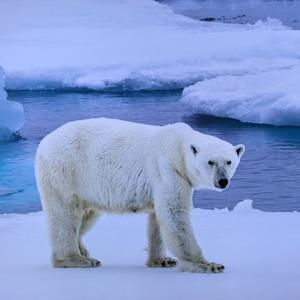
[78, 209, 101, 266]
[146, 212, 177, 268]
[46, 200, 100, 268]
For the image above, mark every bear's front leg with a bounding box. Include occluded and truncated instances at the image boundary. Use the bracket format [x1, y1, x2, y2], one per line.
[154, 177, 224, 273]
[147, 212, 177, 268]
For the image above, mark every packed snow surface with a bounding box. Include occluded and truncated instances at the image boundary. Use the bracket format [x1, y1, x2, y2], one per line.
[0, 67, 24, 140]
[1, 200, 299, 300]
[181, 65, 300, 126]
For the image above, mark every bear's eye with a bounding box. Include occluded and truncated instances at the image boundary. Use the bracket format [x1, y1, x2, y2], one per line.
[208, 160, 214, 166]
[227, 160, 232, 165]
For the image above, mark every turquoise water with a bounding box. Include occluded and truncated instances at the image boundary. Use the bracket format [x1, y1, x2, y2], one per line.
[0, 91, 299, 213]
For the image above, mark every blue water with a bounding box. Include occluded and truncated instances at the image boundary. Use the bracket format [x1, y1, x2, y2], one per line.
[0, 91, 299, 213]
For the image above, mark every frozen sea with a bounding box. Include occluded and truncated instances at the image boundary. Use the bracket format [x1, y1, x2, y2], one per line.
[0, 91, 299, 214]
[1, 0, 300, 213]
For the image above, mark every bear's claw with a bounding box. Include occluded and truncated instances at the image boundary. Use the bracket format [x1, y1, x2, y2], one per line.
[147, 257, 178, 268]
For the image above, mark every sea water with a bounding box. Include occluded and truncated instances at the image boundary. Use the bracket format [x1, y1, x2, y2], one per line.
[0, 91, 299, 213]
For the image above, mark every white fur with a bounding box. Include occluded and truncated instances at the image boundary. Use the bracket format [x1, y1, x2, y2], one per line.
[35, 118, 245, 272]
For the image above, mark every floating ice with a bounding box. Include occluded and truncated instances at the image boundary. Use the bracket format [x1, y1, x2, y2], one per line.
[181, 65, 300, 126]
[0, 66, 25, 141]
[1, 0, 300, 126]
[1, 0, 300, 93]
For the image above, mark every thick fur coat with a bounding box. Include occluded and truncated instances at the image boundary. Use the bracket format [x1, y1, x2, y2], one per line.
[35, 118, 245, 272]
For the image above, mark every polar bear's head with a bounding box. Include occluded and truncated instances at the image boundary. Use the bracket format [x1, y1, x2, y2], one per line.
[186, 136, 245, 191]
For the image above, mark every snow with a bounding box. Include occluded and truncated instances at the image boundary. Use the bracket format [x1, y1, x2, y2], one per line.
[0, 66, 24, 141]
[0, 200, 299, 300]
[181, 65, 300, 126]
[1, 0, 300, 92]
[1, 0, 300, 126]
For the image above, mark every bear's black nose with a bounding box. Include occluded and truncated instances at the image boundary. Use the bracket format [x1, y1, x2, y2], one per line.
[218, 178, 228, 188]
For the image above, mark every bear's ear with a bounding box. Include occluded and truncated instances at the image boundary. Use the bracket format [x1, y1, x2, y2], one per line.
[190, 144, 199, 155]
[235, 144, 245, 158]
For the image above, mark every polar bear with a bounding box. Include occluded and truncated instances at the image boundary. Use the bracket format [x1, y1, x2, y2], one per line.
[35, 118, 245, 273]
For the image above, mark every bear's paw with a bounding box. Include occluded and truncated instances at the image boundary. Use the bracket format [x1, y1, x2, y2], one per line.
[147, 257, 178, 268]
[53, 254, 101, 268]
[180, 260, 225, 273]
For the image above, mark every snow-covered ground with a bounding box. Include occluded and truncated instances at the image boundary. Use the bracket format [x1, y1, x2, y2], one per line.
[0, 67, 24, 141]
[1, 0, 300, 126]
[1, 200, 299, 300]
